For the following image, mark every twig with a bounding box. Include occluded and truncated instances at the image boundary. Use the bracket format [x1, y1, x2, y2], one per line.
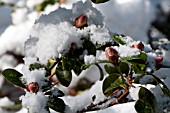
[48, 72, 56, 79]
[77, 89, 129, 113]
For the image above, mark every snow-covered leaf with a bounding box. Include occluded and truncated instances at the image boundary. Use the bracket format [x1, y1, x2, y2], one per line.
[2, 69, 26, 88]
[112, 34, 126, 45]
[121, 52, 147, 62]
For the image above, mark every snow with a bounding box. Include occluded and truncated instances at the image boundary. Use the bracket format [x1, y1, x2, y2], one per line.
[95, 0, 156, 43]
[63, 81, 107, 113]
[21, 68, 47, 88]
[84, 55, 96, 64]
[0, 97, 15, 113]
[20, 92, 48, 113]
[0, 0, 170, 113]
[0, 97, 14, 106]
[0, 54, 17, 70]
[114, 45, 140, 58]
[147, 52, 158, 70]
[90, 102, 136, 113]
[11, 8, 28, 25]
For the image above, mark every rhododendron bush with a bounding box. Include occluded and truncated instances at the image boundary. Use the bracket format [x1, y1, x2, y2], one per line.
[1, 0, 170, 113]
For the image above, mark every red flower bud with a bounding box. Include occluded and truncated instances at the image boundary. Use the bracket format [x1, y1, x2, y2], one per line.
[155, 56, 163, 64]
[26, 82, 39, 93]
[105, 47, 119, 63]
[131, 42, 144, 51]
[75, 15, 87, 29]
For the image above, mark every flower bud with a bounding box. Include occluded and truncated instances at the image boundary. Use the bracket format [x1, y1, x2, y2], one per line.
[131, 42, 144, 51]
[59, 0, 65, 4]
[75, 15, 87, 28]
[26, 82, 39, 93]
[155, 56, 163, 64]
[105, 47, 119, 63]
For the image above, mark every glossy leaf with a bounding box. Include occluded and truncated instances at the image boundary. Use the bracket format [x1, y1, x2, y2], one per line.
[83, 39, 96, 56]
[2, 69, 25, 88]
[103, 74, 122, 96]
[48, 96, 65, 112]
[56, 69, 72, 87]
[119, 62, 129, 75]
[150, 74, 170, 97]
[91, 0, 109, 4]
[104, 64, 118, 74]
[112, 35, 126, 45]
[135, 87, 158, 113]
[62, 56, 76, 71]
[131, 63, 145, 74]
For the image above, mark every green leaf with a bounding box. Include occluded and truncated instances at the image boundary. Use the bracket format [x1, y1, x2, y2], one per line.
[62, 56, 76, 71]
[135, 100, 153, 113]
[83, 39, 96, 56]
[56, 69, 72, 87]
[48, 96, 65, 112]
[112, 35, 126, 45]
[120, 52, 147, 74]
[104, 64, 118, 74]
[95, 64, 104, 81]
[119, 62, 129, 75]
[150, 74, 170, 97]
[91, 0, 109, 4]
[121, 52, 147, 63]
[29, 63, 46, 71]
[135, 87, 158, 113]
[35, 0, 59, 11]
[2, 69, 25, 88]
[0, 102, 22, 111]
[131, 63, 145, 74]
[102, 74, 121, 96]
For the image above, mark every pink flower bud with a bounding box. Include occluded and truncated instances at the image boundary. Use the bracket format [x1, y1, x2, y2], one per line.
[155, 56, 163, 64]
[75, 15, 87, 28]
[131, 42, 144, 51]
[26, 82, 39, 93]
[105, 47, 119, 63]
